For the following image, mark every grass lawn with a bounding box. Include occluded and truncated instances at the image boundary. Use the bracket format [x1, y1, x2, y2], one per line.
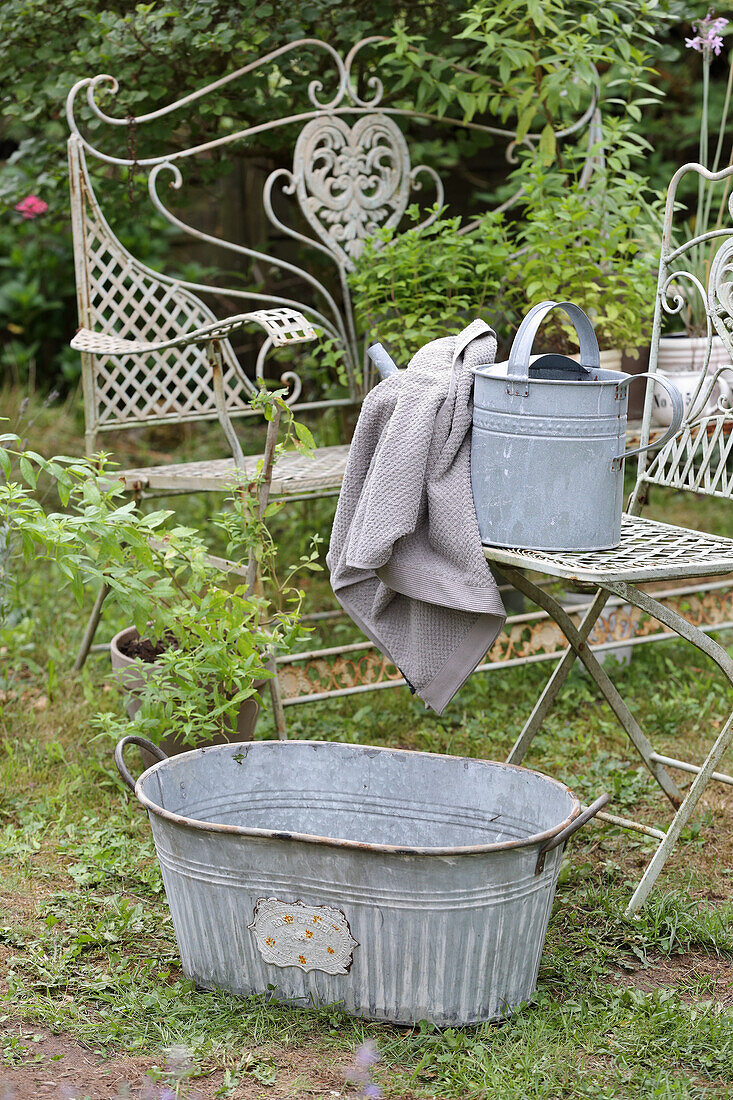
[1, 388, 732, 1099]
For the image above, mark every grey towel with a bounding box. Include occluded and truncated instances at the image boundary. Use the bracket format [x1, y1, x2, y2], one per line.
[327, 319, 506, 713]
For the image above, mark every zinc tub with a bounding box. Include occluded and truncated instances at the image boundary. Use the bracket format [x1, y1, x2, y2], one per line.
[116, 737, 608, 1026]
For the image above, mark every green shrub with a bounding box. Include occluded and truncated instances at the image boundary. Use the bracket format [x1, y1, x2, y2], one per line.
[348, 207, 513, 363]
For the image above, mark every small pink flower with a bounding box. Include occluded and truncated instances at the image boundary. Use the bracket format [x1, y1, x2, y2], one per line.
[15, 195, 48, 219]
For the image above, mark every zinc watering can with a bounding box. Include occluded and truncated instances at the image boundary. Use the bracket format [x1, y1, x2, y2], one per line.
[469, 301, 684, 552]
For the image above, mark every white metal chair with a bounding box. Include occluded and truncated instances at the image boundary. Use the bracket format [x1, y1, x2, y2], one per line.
[68, 136, 344, 500]
[482, 161, 733, 915]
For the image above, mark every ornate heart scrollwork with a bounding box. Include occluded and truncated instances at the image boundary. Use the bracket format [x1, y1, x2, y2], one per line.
[709, 233, 733, 355]
[293, 114, 411, 268]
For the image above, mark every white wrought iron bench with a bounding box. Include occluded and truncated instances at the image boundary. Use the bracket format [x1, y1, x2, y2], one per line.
[66, 37, 599, 496]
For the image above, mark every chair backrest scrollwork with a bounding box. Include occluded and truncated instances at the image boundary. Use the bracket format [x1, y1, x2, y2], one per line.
[633, 162, 733, 510]
[67, 37, 599, 454]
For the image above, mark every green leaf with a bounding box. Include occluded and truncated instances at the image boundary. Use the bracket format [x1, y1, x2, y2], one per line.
[293, 422, 315, 449]
[538, 124, 556, 165]
[516, 105, 537, 143]
[19, 457, 37, 489]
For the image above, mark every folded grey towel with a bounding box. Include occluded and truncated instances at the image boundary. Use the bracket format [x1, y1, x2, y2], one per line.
[327, 319, 506, 713]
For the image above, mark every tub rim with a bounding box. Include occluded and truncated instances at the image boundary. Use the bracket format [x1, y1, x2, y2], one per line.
[133, 739, 582, 857]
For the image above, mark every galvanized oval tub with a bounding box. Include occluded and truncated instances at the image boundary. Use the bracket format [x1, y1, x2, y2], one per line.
[116, 736, 608, 1027]
[471, 300, 684, 552]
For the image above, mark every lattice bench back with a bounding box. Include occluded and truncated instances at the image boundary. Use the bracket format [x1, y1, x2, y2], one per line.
[69, 137, 256, 455]
[633, 162, 733, 510]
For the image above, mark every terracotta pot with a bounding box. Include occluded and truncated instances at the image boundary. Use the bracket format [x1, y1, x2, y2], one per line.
[110, 625, 266, 766]
[620, 346, 650, 419]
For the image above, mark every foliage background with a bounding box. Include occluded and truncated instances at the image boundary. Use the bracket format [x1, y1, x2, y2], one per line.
[0, 0, 730, 388]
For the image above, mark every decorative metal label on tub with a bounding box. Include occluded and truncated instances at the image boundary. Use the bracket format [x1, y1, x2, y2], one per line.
[248, 897, 358, 974]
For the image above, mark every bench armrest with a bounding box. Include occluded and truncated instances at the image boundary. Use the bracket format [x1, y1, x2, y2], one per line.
[70, 308, 317, 355]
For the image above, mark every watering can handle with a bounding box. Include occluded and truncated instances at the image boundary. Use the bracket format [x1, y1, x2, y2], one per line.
[613, 373, 685, 462]
[115, 735, 168, 792]
[507, 300, 600, 377]
[535, 792, 611, 875]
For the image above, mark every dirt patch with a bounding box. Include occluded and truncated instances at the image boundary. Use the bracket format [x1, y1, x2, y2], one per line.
[578, 778, 733, 898]
[0, 1026, 363, 1099]
[117, 633, 175, 664]
[612, 951, 733, 1006]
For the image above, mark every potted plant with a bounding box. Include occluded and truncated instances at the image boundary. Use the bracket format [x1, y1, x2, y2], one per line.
[0, 389, 321, 756]
[348, 206, 514, 365]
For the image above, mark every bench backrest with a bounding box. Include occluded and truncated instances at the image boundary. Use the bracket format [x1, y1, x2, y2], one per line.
[67, 37, 598, 454]
[633, 162, 733, 510]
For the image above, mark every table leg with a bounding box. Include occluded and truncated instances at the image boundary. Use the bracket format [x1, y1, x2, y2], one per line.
[505, 586, 611, 765]
[498, 566, 683, 808]
[603, 581, 733, 915]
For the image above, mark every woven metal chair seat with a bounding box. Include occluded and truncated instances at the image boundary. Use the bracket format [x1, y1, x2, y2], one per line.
[117, 443, 351, 496]
[484, 514, 733, 584]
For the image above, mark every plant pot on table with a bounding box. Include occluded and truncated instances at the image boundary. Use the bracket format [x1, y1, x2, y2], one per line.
[110, 625, 267, 768]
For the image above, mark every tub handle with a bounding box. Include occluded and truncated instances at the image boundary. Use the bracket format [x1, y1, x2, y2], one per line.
[613, 372, 685, 462]
[115, 735, 168, 792]
[535, 793, 611, 875]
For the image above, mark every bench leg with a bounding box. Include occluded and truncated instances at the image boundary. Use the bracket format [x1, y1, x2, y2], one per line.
[506, 587, 611, 765]
[269, 671, 288, 740]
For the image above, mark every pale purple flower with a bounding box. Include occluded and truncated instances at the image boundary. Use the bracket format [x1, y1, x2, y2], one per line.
[355, 1040, 380, 1068]
[687, 11, 728, 55]
[345, 1040, 382, 1098]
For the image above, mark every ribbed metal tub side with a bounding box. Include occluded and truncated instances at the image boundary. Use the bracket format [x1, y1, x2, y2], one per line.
[133, 741, 582, 1026]
[149, 818, 564, 1025]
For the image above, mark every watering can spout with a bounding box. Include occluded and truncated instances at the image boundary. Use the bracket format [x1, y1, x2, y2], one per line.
[368, 342, 399, 380]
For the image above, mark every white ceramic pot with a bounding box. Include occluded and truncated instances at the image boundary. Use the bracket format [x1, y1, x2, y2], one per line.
[599, 348, 623, 371]
[651, 368, 732, 427]
[567, 348, 623, 371]
[658, 333, 731, 374]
